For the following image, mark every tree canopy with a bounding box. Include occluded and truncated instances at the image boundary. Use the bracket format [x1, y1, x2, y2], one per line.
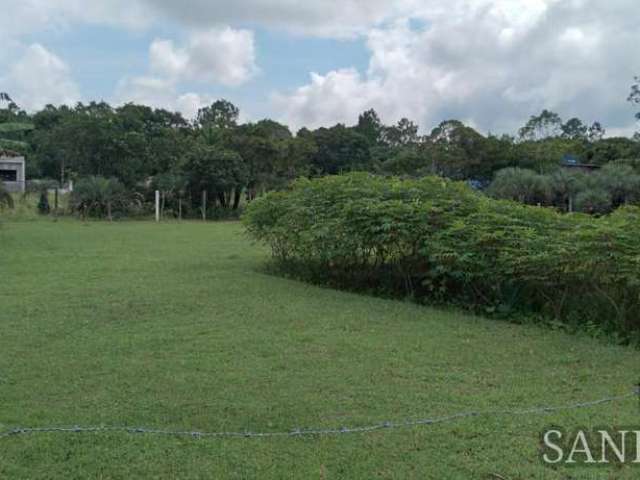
[3, 80, 640, 216]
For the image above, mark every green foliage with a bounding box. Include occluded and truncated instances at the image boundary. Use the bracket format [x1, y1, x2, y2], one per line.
[519, 109, 563, 141]
[308, 124, 372, 174]
[355, 109, 384, 146]
[0, 96, 33, 154]
[547, 168, 586, 212]
[595, 163, 640, 206]
[427, 120, 490, 180]
[574, 188, 612, 214]
[4, 94, 640, 222]
[0, 182, 14, 209]
[196, 99, 239, 130]
[29, 102, 192, 186]
[184, 146, 249, 210]
[487, 167, 550, 204]
[245, 173, 640, 341]
[69, 176, 137, 220]
[379, 147, 430, 176]
[561, 117, 588, 139]
[226, 120, 312, 196]
[585, 137, 640, 165]
[151, 173, 187, 219]
[629, 76, 640, 122]
[489, 162, 640, 213]
[383, 118, 420, 147]
[37, 191, 50, 214]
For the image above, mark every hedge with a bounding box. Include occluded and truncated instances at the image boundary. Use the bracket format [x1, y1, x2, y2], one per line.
[243, 173, 640, 343]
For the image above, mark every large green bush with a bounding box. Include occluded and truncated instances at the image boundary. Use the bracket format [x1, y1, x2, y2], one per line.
[244, 173, 640, 343]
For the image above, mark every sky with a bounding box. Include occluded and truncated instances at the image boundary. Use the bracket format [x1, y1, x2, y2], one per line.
[0, 0, 639, 136]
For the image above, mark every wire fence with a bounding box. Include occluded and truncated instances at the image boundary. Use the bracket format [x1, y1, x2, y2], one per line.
[2, 388, 638, 441]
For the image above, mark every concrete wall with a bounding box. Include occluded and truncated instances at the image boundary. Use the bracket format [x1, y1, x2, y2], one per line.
[0, 156, 26, 192]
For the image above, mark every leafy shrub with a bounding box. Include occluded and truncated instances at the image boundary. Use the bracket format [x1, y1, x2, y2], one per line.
[489, 163, 640, 213]
[487, 167, 550, 205]
[547, 169, 586, 212]
[69, 176, 141, 220]
[574, 188, 612, 214]
[595, 163, 640, 207]
[244, 173, 640, 343]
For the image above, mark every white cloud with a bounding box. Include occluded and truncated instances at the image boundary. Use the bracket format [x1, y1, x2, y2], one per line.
[0, 0, 638, 134]
[114, 75, 212, 120]
[272, 0, 640, 135]
[0, 0, 150, 39]
[272, 69, 384, 131]
[113, 25, 258, 120]
[149, 27, 258, 87]
[0, 44, 80, 111]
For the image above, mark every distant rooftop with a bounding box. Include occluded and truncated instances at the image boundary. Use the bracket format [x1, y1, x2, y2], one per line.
[561, 154, 600, 170]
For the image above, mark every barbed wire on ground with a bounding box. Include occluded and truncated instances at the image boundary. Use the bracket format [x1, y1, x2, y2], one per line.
[1, 388, 638, 441]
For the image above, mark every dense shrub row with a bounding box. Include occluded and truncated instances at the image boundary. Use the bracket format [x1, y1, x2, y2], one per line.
[244, 173, 640, 343]
[488, 163, 640, 214]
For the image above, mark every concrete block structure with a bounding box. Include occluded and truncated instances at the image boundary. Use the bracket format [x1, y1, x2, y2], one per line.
[0, 150, 25, 192]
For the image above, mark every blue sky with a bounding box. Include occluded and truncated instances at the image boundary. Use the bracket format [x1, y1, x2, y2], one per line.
[1, 0, 638, 136]
[21, 23, 371, 119]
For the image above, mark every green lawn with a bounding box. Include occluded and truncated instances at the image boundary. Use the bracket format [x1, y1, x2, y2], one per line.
[1, 220, 638, 479]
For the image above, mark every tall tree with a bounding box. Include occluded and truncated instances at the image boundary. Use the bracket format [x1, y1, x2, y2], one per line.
[628, 76, 640, 122]
[184, 145, 248, 210]
[309, 124, 371, 175]
[383, 118, 420, 147]
[427, 120, 491, 180]
[228, 120, 293, 197]
[518, 110, 563, 141]
[355, 109, 384, 146]
[196, 100, 239, 130]
[561, 118, 588, 140]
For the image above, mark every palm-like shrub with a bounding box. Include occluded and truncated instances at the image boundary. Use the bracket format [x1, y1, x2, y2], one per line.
[487, 167, 550, 205]
[69, 176, 130, 220]
[595, 163, 640, 207]
[548, 169, 586, 212]
[574, 188, 613, 215]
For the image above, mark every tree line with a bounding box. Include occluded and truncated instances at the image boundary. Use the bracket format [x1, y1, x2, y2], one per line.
[1, 78, 639, 218]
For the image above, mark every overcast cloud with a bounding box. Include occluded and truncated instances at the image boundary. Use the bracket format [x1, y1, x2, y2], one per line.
[0, 0, 638, 134]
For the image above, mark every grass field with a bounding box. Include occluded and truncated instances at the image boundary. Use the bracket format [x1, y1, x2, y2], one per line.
[1, 219, 639, 479]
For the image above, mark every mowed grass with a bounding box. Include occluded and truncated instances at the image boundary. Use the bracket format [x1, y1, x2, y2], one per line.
[1, 220, 638, 479]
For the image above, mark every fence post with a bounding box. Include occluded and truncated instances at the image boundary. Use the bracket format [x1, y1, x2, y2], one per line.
[202, 190, 207, 221]
[155, 190, 160, 222]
